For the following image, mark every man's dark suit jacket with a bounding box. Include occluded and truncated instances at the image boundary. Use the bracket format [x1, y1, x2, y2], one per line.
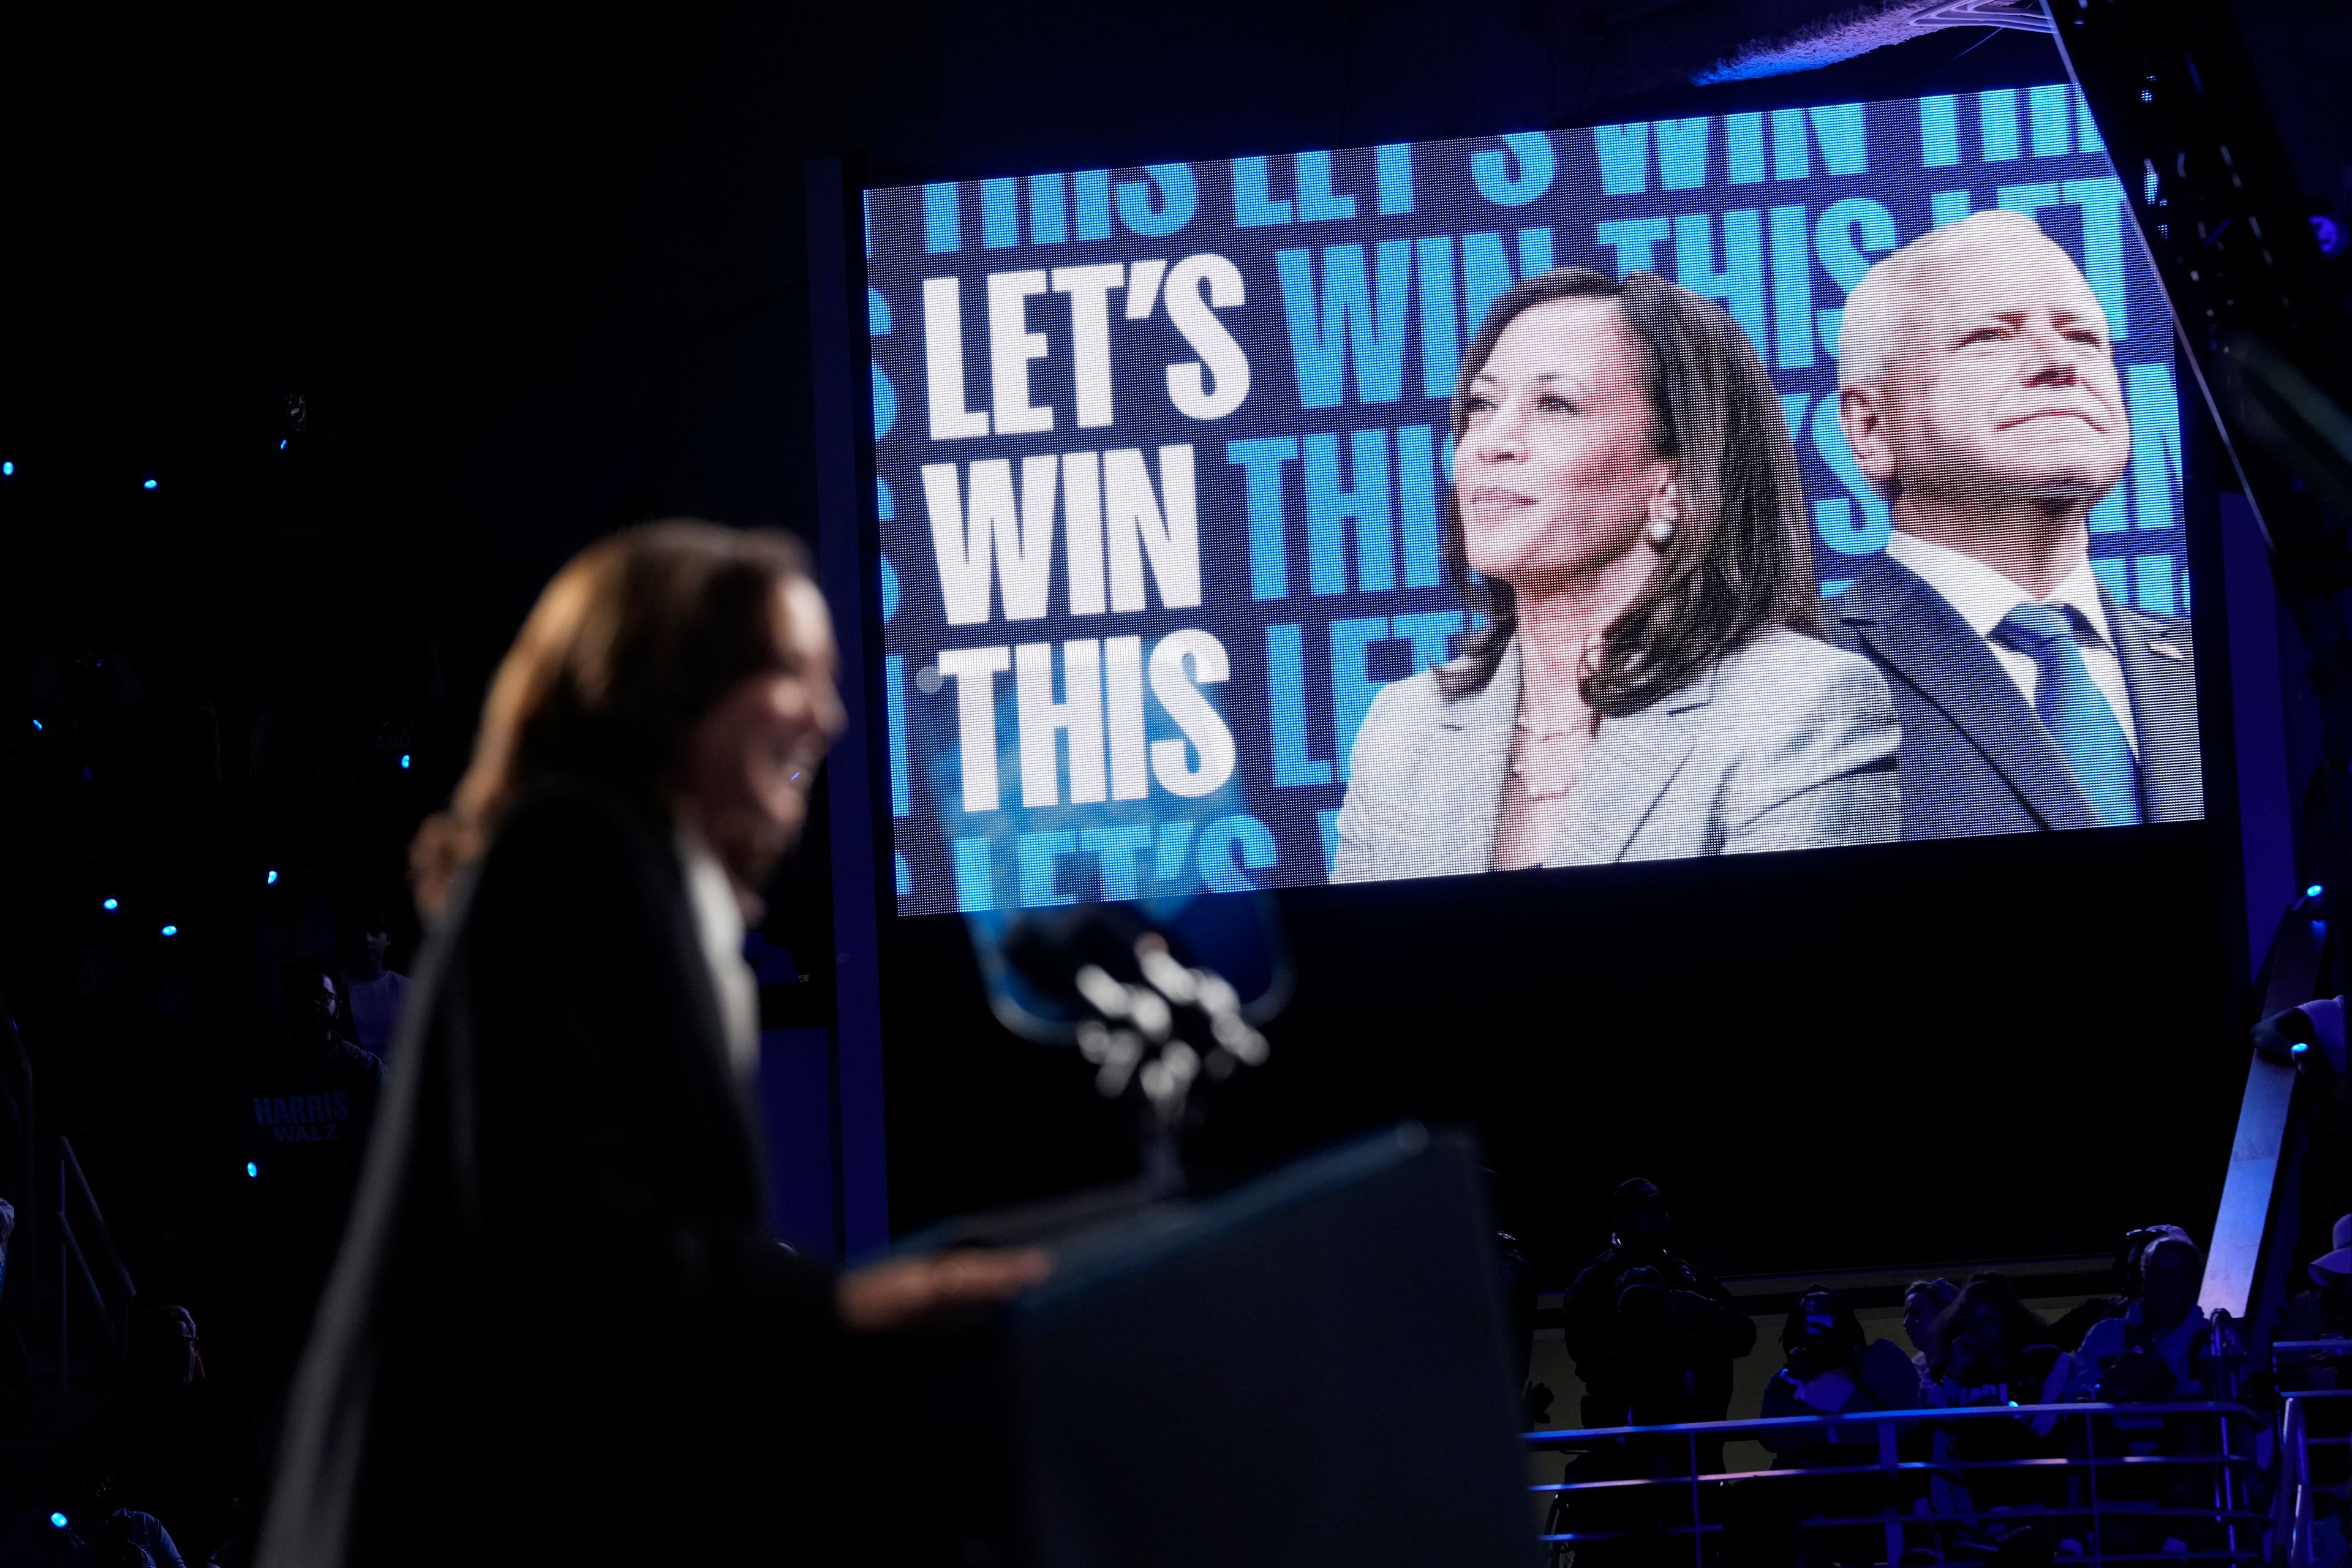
[259, 781, 842, 1567]
[1827, 551, 2204, 841]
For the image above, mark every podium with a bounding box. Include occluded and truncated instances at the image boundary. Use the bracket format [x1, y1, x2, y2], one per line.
[891, 1125, 1540, 1567]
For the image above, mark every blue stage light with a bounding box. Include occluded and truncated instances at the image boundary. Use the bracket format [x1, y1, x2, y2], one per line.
[399, 753, 412, 771]
[2294, 1041, 2311, 1057]
[278, 439, 288, 451]
[101, 898, 118, 911]
[245, 1162, 258, 1178]
[266, 869, 279, 886]
[49, 1513, 66, 1529]
[29, 719, 40, 732]
[141, 476, 157, 491]
[159, 924, 178, 938]
[2310, 884, 2327, 899]
[2315, 215, 2348, 258]
[2, 461, 13, 477]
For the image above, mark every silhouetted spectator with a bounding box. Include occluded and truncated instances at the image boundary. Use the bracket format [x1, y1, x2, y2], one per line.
[2050, 1223, 2185, 1352]
[2280, 1217, 2352, 1524]
[1931, 1273, 2065, 1408]
[2280, 1215, 2352, 1354]
[2060, 1230, 2207, 1401]
[339, 903, 411, 1063]
[2060, 1232, 2220, 1556]
[0, 1433, 185, 1568]
[238, 963, 385, 1200]
[1752, 1287, 1923, 1562]
[1924, 1275, 2068, 1541]
[1759, 1286, 1923, 1460]
[1482, 1168, 1538, 1395]
[1563, 1178, 1755, 1428]
[233, 962, 386, 1411]
[1902, 1276, 1957, 1382]
[96, 1306, 257, 1566]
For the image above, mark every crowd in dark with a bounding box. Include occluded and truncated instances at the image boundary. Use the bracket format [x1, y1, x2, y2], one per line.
[1534, 1180, 2271, 1564]
[0, 326, 477, 1563]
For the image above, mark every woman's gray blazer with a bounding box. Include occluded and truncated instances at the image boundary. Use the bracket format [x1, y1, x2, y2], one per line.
[1332, 627, 1901, 883]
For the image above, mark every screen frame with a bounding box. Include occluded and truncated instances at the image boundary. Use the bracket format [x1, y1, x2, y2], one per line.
[812, 36, 2275, 1257]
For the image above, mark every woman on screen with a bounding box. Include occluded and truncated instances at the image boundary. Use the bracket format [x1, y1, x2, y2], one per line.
[1332, 268, 1899, 881]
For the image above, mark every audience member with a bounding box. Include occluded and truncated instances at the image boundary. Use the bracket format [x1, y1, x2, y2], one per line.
[2282, 1215, 2352, 1350]
[1552, 1181, 1756, 1563]
[232, 961, 387, 1408]
[2059, 1230, 2216, 1556]
[0, 1434, 185, 1568]
[95, 1306, 257, 1566]
[2059, 1229, 2207, 1401]
[338, 904, 411, 1064]
[1758, 1286, 1924, 1460]
[1564, 1178, 1755, 1428]
[1924, 1274, 2068, 1544]
[1482, 1169, 1541, 1414]
[236, 963, 385, 1204]
[1752, 1287, 1923, 1562]
[2050, 1223, 2181, 1352]
[1902, 1276, 1957, 1382]
[2281, 1217, 2352, 1531]
[1931, 1273, 2067, 1408]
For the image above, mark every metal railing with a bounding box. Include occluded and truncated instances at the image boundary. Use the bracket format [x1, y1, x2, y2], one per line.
[57, 1136, 133, 1392]
[1526, 1401, 2261, 1564]
[2274, 1384, 2352, 1566]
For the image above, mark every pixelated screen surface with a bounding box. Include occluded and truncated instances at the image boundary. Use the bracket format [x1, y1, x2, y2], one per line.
[864, 86, 2198, 917]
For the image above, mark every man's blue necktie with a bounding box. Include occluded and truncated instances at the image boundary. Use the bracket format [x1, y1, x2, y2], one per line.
[1993, 601, 2143, 826]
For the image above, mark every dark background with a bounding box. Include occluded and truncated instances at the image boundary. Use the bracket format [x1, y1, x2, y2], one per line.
[4, 2, 2348, 1302]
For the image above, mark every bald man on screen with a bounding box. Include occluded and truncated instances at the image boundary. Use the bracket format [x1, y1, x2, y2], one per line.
[1826, 210, 2203, 841]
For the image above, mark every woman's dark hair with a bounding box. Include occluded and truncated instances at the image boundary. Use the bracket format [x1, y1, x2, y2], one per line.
[1931, 1272, 2055, 1371]
[410, 521, 811, 916]
[1438, 268, 1821, 710]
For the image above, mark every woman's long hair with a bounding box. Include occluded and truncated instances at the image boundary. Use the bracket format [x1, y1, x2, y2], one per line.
[410, 521, 810, 917]
[1438, 268, 1820, 710]
[1931, 1272, 2056, 1382]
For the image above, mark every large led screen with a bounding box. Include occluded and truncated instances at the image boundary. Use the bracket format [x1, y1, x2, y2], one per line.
[864, 86, 2200, 916]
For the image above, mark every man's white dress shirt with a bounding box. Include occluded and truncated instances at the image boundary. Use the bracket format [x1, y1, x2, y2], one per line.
[1885, 530, 2138, 755]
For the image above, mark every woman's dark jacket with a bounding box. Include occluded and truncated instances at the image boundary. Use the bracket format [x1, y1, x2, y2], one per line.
[257, 782, 840, 1567]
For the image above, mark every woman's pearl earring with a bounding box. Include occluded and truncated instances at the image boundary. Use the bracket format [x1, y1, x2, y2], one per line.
[1645, 514, 1677, 550]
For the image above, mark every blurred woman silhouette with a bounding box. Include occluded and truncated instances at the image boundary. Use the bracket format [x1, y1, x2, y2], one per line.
[1334, 268, 1899, 881]
[259, 522, 1042, 1568]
